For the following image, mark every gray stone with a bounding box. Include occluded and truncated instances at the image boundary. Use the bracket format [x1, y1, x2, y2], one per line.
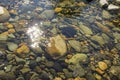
[40, 10, 54, 19]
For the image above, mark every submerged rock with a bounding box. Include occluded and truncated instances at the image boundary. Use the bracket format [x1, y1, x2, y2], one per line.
[66, 53, 88, 64]
[47, 35, 67, 59]
[108, 4, 120, 10]
[68, 40, 81, 52]
[60, 27, 77, 38]
[0, 6, 10, 23]
[79, 23, 93, 36]
[7, 42, 18, 51]
[91, 35, 105, 46]
[102, 10, 111, 19]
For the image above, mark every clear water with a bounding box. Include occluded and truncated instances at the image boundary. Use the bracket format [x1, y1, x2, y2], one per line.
[0, 0, 120, 80]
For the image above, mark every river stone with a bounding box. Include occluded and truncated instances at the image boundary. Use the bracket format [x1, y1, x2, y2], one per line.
[102, 10, 111, 19]
[67, 53, 88, 64]
[7, 42, 18, 51]
[113, 32, 120, 42]
[73, 64, 85, 77]
[47, 35, 67, 59]
[68, 40, 81, 52]
[110, 66, 120, 76]
[115, 43, 120, 50]
[79, 23, 93, 36]
[0, 35, 8, 40]
[91, 35, 105, 46]
[40, 10, 54, 19]
[0, 6, 10, 22]
[4, 65, 12, 72]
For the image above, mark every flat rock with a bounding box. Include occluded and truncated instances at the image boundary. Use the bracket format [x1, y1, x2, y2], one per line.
[79, 23, 93, 36]
[67, 53, 88, 64]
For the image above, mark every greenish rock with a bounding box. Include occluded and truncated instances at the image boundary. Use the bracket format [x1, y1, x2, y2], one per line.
[79, 23, 93, 36]
[15, 56, 26, 64]
[112, 28, 120, 32]
[68, 40, 81, 52]
[42, 21, 51, 27]
[67, 53, 88, 64]
[0, 35, 8, 40]
[0, 70, 15, 80]
[80, 45, 90, 53]
[20, 67, 31, 74]
[73, 64, 85, 77]
[8, 34, 15, 38]
[30, 72, 40, 80]
[110, 66, 120, 76]
[113, 32, 120, 42]
[91, 35, 105, 46]
[102, 10, 111, 19]
[7, 42, 18, 51]
[86, 73, 96, 80]
[101, 33, 110, 43]
[16, 77, 25, 80]
[45, 61, 54, 68]
[7, 53, 15, 61]
[115, 43, 120, 50]
[63, 69, 73, 78]
[4, 65, 12, 72]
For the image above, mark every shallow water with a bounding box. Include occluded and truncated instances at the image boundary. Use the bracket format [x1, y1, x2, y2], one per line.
[0, 0, 120, 80]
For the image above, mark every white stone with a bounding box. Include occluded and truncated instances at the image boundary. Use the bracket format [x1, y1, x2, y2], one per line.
[0, 6, 4, 15]
[116, 0, 120, 3]
[99, 0, 108, 6]
[108, 4, 120, 10]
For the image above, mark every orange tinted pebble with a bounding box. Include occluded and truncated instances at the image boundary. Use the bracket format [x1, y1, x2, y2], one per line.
[54, 8, 62, 13]
[8, 29, 15, 33]
[7, 23, 14, 28]
[98, 61, 108, 70]
[16, 44, 30, 54]
[0, 32, 9, 36]
[95, 68, 104, 74]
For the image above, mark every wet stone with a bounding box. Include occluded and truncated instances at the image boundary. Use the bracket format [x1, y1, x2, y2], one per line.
[60, 27, 77, 38]
[7, 42, 18, 51]
[73, 64, 85, 77]
[115, 43, 120, 50]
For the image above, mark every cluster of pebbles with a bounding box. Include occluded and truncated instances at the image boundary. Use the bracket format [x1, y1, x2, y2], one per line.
[0, 0, 120, 80]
